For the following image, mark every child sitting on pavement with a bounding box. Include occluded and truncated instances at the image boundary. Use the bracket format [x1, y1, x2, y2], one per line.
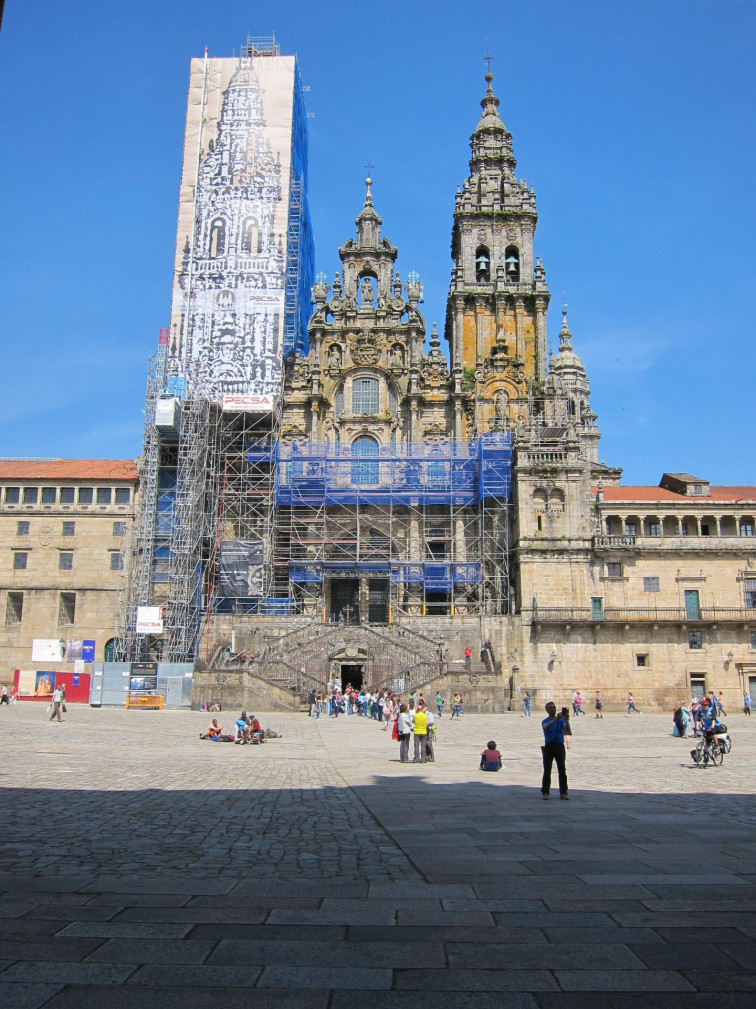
[480, 740, 503, 771]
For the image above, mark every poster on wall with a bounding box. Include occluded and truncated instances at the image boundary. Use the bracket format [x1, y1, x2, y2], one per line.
[34, 672, 56, 696]
[169, 54, 297, 401]
[136, 606, 164, 634]
[65, 640, 83, 662]
[218, 540, 265, 596]
[81, 641, 96, 663]
[32, 639, 64, 662]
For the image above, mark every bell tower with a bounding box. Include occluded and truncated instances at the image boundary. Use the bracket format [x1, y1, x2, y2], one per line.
[445, 72, 550, 438]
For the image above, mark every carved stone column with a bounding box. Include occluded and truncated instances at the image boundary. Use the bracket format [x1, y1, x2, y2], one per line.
[454, 296, 465, 369]
[534, 296, 548, 382]
[515, 296, 525, 362]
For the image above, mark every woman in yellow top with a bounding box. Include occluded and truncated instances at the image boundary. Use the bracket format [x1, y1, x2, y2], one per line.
[412, 704, 429, 763]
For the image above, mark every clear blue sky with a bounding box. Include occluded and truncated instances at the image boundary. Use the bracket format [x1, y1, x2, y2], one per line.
[0, 1, 753, 485]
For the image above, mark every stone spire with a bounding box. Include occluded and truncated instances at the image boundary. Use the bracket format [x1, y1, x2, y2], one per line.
[355, 176, 382, 249]
[550, 308, 586, 377]
[470, 72, 516, 175]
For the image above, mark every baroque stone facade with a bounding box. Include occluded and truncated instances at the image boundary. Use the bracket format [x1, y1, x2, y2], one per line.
[267, 71, 756, 709]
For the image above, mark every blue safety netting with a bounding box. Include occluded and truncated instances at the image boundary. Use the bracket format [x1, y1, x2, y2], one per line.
[274, 433, 511, 507]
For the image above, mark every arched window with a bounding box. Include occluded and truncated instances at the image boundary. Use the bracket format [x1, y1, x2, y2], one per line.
[548, 489, 565, 513]
[532, 488, 547, 512]
[209, 218, 226, 258]
[351, 435, 379, 485]
[240, 218, 259, 254]
[335, 386, 344, 416]
[504, 245, 520, 282]
[475, 246, 490, 282]
[103, 638, 116, 662]
[352, 377, 379, 415]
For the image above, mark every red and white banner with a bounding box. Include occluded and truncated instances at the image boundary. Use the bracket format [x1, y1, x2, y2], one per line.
[222, 394, 276, 413]
[136, 606, 164, 635]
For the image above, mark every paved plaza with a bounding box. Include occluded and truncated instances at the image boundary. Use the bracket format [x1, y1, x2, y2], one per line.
[1, 701, 756, 1007]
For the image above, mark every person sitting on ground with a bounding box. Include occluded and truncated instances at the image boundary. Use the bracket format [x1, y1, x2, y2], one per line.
[244, 713, 264, 743]
[234, 711, 251, 742]
[480, 740, 502, 771]
[209, 700, 222, 712]
[201, 718, 222, 739]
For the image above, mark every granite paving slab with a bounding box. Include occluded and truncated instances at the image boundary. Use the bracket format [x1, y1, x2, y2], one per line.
[2, 706, 756, 1004]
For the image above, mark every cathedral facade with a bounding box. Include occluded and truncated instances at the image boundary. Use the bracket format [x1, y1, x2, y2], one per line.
[119, 55, 756, 712]
[258, 70, 755, 710]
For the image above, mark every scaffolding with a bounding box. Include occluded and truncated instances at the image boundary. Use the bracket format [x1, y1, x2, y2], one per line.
[121, 392, 512, 661]
[271, 434, 512, 620]
[115, 345, 168, 661]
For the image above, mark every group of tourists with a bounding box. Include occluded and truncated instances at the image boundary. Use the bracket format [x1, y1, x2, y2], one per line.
[305, 684, 471, 766]
[672, 690, 747, 738]
[308, 685, 465, 726]
[199, 710, 264, 743]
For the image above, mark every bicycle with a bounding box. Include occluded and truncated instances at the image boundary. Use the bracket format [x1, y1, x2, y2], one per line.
[691, 731, 730, 767]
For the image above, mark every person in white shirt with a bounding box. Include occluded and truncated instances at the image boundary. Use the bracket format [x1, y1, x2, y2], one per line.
[49, 687, 63, 722]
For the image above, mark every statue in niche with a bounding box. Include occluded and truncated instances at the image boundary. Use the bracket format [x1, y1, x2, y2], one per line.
[360, 277, 375, 306]
[495, 390, 508, 422]
[328, 345, 342, 370]
[390, 345, 404, 369]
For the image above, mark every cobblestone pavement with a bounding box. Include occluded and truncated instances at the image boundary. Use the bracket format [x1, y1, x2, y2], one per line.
[1, 702, 755, 1007]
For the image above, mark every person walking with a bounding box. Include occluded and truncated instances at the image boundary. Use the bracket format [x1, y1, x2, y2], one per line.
[435, 692, 444, 718]
[717, 692, 727, 717]
[0, 685, 9, 706]
[540, 701, 568, 799]
[522, 691, 531, 718]
[464, 646, 472, 670]
[594, 691, 603, 718]
[626, 693, 642, 716]
[49, 686, 63, 722]
[451, 693, 462, 721]
[744, 692, 751, 716]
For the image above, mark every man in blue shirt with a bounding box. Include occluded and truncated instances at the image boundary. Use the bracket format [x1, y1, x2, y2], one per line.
[541, 701, 569, 799]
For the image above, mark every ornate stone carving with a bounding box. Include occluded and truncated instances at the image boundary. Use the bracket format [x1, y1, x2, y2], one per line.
[351, 342, 379, 366]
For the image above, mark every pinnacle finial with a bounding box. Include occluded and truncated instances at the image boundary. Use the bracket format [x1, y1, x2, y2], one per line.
[485, 72, 493, 94]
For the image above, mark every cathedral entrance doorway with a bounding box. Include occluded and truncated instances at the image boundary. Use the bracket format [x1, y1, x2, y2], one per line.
[340, 663, 364, 691]
[330, 578, 359, 624]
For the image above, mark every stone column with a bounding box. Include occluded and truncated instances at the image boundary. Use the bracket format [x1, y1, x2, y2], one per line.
[454, 296, 465, 369]
[515, 297, 525, 362]
[535, 296, 548, 382]
[475, 296, 486, 366]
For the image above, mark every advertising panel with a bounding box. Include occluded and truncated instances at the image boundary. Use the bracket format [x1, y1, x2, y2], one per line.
[136, 606, 164, 634]
[65, 640, 82, 662]
[32, 639, 64, 662]
[221, 393, 276, 413]
[218, 540, 265, 596]
[34, 672, 56, 695]
[170, 54, 297, 402]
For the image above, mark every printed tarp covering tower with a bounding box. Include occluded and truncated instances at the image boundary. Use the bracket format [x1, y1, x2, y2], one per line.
[117, 41, 315, 664]
[169, 44, 314, 402]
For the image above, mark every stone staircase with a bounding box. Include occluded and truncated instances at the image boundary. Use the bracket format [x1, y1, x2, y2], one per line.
[200, 618, 447, 699]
